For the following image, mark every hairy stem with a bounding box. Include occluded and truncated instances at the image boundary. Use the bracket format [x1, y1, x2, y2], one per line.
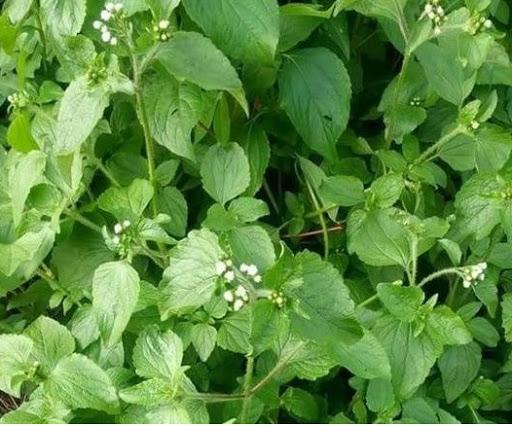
[414, 126, 464, 165]
[305, 180, 329, 260]
[63, 209, 102, 233]
[418, 267, 465, 288]
[240, 356, 255, 423]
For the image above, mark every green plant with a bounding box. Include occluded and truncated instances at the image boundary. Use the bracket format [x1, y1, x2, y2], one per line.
[1, 0, 512, 423]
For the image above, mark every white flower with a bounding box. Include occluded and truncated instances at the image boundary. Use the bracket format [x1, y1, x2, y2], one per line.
[215, 261, 227, 276]
[114, 223, 123, 234]
[110, 37, 118, 46]
[224, 270, 235, 283]
[424, 4, 433, 13]
[233, 299, 244, 311]
[434, 26, 442, 36]
[223, 290, 234, 303]
[93, 20, 103, 29]
[101, 31, 112, 42]
[276, 296, 284, 306]
[478, 262, 488, 270]
[247, 264, 258, 277]
[484, 19, 493, 29]
[253, 275, 262, 284]
[105, 2, 115, 12]
[240, 263, 248, 273]
[100, 24, 108, 32]
[112, 236, 120, 245]
[159, 19, 170, 29]
[160, 34, 168, 41]
[122, 220, 131, 228]
[463, 279, 471, 288]
[114, 2, 123, 11]
[100, 10, 112, 21]
[427, 11, 436, 19]
[235, 285, 249, 301]
[437, 6, 444, 16]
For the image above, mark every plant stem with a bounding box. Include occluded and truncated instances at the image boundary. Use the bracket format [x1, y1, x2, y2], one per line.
[93, 157, 121, 187]
[418, 267, 465, 288]
[283, 224, 343, 239]
[409, 235, 418, 286]
[304, 204, 338, 219]
[35, 3, 48, 75]
[263, 178, 280, 214]
[63, 209, 102, 233]
[414, 126, 464, 165]
[305, 179, 329, 260]
[240, 356, 254, 423]
[357, 294, 378, 309]
[128, 39, 158, 219]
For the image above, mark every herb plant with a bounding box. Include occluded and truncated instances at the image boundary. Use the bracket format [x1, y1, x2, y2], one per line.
[1, 0, 512, 423]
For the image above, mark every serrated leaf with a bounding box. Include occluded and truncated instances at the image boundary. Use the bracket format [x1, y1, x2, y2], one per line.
[92, 261, 140, 346]
[191, 323, 217, 362]
[200, 142, 250, 206]
[279, 48, 351, 158]
[377, 282, 424, 322]
[0, 334, 33, 397]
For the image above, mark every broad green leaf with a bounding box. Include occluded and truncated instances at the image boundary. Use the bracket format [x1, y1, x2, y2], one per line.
[55, 75, 110, 154]
[191, 323, 217, 362]
[44, 354, 119, 413]
[368, 173, 404, 208]
[159, 229, 224, 318]
[290, 251, 362, 353]
[217, 308, 252, 354]
[373, 315, 440, 400]
[98, 178, 154, 223]
[377, 282, 424, 322]
[0, 334, 33, 397]
[120, 402, 191, 424]
[228, 225, 275, 272]
[228, 198, 269, 223]
[23, 316, 75, 376]
[157, 187, 188, 238]
[3, 0, 34, 23]
[279, 48, 351, 158]
[502, 293, 512, 342]
[282, 387, 318, 422]
[142, 69, 202, 161]
[454, 173, 508, 240]
[366, 378, 395, 413]
[251, 300, 289, 356]
[132, 326, 183, 380]
[40, 0, 86, 36]
[468, 317, 499, 347]
[318, 175, 365, 207]
[426, 306, 472, 347]
[7, 113, 37, 153]
[183, 0, 279, 65]
[92, 261, 140, 346]
[417, 42, 475, 106]
[241, 128, 270, 196]
[200, 142, 250, 206]
[156, 31, 248, 113]
[474, 124, 512, 172]
[347, 209, 411, 268]
[120, 378, 173, 407]
[69, 304, 100, 349]
[438, 342, 481, 403]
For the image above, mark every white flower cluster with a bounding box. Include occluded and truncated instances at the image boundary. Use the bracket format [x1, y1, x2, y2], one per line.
[462, 262, 487, 288]
[7, 91, 29, 110]
[469, 14, 493, 34]
[93, 2, 124, 45]
[409, 96, 422, 107]
[268, 290, 286, 309]
[423, 0, 446, 36]
[216, 260, 263, 311]
[152, 19, 171, 42]
[112, 219, 131, 245]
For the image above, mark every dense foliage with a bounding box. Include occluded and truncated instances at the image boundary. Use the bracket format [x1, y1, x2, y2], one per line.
[1, 0, 512, 423]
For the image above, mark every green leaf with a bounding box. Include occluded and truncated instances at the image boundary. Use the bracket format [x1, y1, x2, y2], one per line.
[474, 124, 512, 172]
[55, 75, 110, 154]
[251, 300, 289, 356]
[98, 178, 154, 223]
[366, 378, 395, 413]
[156, 31, 248, 113]
[373, 315, 440, 400]
[282, 387, 318, 421]
[347, 209, 411, 268]
[92, 261, 140, 346]
[502, 293, 512, 342]
[183, 0, 279, 65]
[3, 0, 34, 23]
[468, 317, 499, 347]
[228, 198, 269, 223]
[377, 282, 424, 322]
[0, 334, 33, 397]
[159, 229, 224, 318]
[132, 326, 183, 380]
[319, 175, 365, 207]
[120, 378, 173, 407]
[438, 342, 481, 403]
[290, 251, 362, 353]
[279, 48, 351, 158]
[44, 354, 119, 413]
[69, 304, 100, 349]
[200, 142, 250, 205]
[7, 113, 38, 153]
[23, 316, 75, 376]
[157, 187, 188, 238]
[228, 225, 275, 272]
[142, 69, 202, 161]
[368, 173, 404, 208]
[426, 306, 472, 347]
[416, 42, 475, 106]
[40, 0, 86, 37]
[241, 128, 270, 196]
[190, 323, 217, 362]
[217, 308, 252, 354]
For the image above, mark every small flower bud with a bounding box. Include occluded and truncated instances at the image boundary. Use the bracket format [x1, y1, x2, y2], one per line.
[110, 37, 118, 46]
[100, 10, 112, 21]
[93, 20, 103, 29]
[159, 20, 170, 29]
[463, 279, 471, 288]
[223, 290, 234, 303]
[114, 2, 123, 12]
[233, 299, 244, 311]
[114, 223, 123, 234]
[112, 236, 120, 245]
[247, 264, 258, 277]
[101, 31, 112, 42]
[240, 263, 249, 273]
[215, 261, 227, 276]
[122, 220, 131, 229]
[224, 270, 235, 282]
[483, 19, 492, 29]
[105, 2, 115, 12]
[253, 275, 262, 284]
